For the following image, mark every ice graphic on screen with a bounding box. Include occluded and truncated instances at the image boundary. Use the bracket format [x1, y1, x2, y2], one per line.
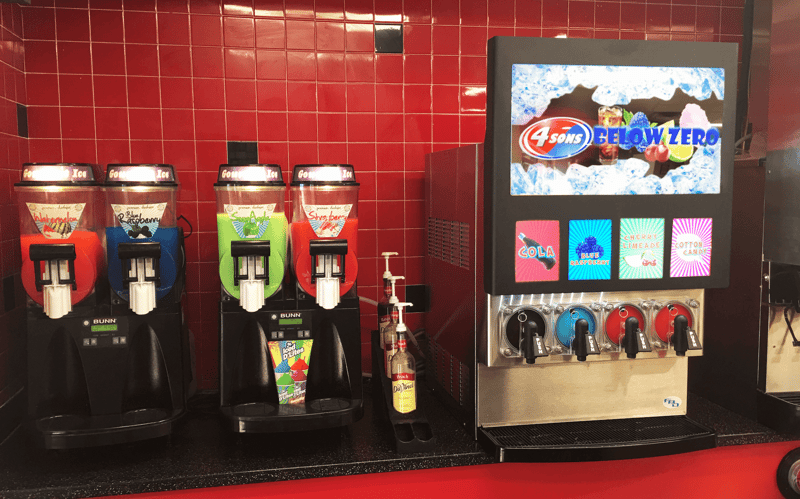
[509, 64, 724, 196]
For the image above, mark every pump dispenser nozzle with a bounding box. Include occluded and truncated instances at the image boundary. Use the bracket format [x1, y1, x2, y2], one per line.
[381, 252, 398, 280]
[395, 302, 413, 334]
[388, 275, 404, 306]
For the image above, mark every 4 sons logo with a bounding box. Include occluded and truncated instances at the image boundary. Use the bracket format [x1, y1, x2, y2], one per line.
[519, 116, 720, 161]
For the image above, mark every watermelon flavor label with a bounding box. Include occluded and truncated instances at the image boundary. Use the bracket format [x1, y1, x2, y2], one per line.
[515, 220, 559, 282]
[269, 339, 313, 405]
[302, 204, 352, 238]
[223, 204, 276, 239]
[111, 203, 166, 239]
[619, 218, 664, 280]
[670, 218, 712, 277]
[568, 219, 611, 281]
[26, 202, 85, 239]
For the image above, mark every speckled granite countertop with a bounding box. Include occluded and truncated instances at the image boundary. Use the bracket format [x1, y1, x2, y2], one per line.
[0, 378, 491, 499]
[0, 381, 796, 499]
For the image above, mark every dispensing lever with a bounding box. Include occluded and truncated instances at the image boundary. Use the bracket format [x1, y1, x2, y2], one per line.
[30, 244, 77, 291]
[521, 320, 548, 364]
[573, 319, 599, 362]
[672, 314, 701, 356]
[118, 242, 161, 288]
[231, 240, 270, 286]
[622, 316, 652, 359]
[309, 239, 348, 283]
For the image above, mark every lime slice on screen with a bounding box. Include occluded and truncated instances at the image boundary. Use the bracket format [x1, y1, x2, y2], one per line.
[657, 120, 694, 163]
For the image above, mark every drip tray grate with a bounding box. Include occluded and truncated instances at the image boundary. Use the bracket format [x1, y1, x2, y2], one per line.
[479, 416, 715, 462]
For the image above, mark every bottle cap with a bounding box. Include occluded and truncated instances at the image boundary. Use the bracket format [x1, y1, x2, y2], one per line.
[388, 275, 404, 304]
[395, 302, 413, 333]
[381, 252, 398, 279]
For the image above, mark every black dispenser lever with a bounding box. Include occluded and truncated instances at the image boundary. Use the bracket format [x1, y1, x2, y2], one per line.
[673, 314, 701, 356]
[573, 319, 599, 362]
[118, 241, 162, 289]
[521, 320, 547, 364]
[231, 240, 270, 286]
[622, 316, 651, 359]
[30, 243, 77, 291]
[309, 239, 348, 283]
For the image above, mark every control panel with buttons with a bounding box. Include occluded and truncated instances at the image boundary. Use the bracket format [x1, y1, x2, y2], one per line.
[267, 311, 313, 341]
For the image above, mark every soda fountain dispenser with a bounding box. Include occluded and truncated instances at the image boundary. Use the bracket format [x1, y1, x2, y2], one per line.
[425, 37, 738, 461]
[216, 164, 291, 430]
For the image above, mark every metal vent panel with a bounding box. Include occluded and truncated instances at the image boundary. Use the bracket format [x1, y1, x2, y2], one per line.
[427, 217, 469, 269]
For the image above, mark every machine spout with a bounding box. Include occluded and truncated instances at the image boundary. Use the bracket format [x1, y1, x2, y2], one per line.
[315, 254, 341, 310]
[42, 261, 73, 320]
[623, 316, 640, 359]
[128, 257, 157, 315]
[522, 320, 547, 364]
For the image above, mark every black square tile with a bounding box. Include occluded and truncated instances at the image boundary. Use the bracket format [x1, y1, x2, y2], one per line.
[227, 141, 258, 165]
[375, 24, 403, 54]
[16, 104, 27, 138]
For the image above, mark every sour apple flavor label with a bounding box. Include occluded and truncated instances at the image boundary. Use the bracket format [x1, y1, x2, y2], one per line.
[224, 204, 276, 239]
[303, 204, 352, 238]
[27, 202, 85, 239]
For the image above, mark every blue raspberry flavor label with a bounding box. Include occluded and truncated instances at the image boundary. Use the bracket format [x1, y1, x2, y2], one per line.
[568, 219, 611, 281]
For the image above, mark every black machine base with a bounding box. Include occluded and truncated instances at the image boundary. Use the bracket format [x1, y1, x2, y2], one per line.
[370, 331, 435, 453]
[221, 399, 362, 433]
[757, 390, 800, 434]
[478, 416, 716, 462]
[30, 408, 183, 450]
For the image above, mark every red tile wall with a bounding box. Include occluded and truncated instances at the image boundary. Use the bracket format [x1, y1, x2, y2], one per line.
[0, 2, 27, 432]
[18, 0, 745, 390]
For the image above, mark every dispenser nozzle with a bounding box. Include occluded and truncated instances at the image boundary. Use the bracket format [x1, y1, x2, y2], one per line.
[671, 314, 702, 356]
[395, 302, 413, 333]
[623, 316, 640, 359]
[573, 318, 599, 361]
[381, 252, 399, 279]
[388, 275, 405, 304]
[521, 320, 548, 364]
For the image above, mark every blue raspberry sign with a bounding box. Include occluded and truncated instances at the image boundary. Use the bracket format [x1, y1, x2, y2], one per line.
[568, 219, 612, 281]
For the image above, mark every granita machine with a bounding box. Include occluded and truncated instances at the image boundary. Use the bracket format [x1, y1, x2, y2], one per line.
[216, 164, 290, 430]
[218, 164, 362, 431]
[425, 37, 738, 461]
[15, 163, 191, 448]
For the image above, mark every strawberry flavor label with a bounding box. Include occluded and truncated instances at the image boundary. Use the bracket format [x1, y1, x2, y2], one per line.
[27, 202, 86, 239]
[303, 204, 352, 238]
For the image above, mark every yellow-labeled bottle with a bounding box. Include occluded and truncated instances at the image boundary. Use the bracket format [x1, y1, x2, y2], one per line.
[391, 302, 416, 414]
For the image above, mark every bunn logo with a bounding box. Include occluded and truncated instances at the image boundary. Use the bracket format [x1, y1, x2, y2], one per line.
[519, 117, 593, 161]
[663, 396, 682, 409]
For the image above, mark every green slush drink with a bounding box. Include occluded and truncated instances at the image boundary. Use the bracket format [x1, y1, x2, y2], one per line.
[217, 212, 288, 300]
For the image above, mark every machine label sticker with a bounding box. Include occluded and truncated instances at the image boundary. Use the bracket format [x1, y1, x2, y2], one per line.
[663, 396, 682, 409]
[619, 218, 664, 280]
[302, 204, 352, 238]
[269, 340, 313, 404]
[670, 218, 712, 277]
[111, 203, 166, 239]
[26, 202, 85, 239]
[568, 219, 612, 281]
[223, 204, 276, 239]
[515, 220, 559, 282]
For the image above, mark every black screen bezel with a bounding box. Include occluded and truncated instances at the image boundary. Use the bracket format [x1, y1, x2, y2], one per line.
[484, 37, 738, 295]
